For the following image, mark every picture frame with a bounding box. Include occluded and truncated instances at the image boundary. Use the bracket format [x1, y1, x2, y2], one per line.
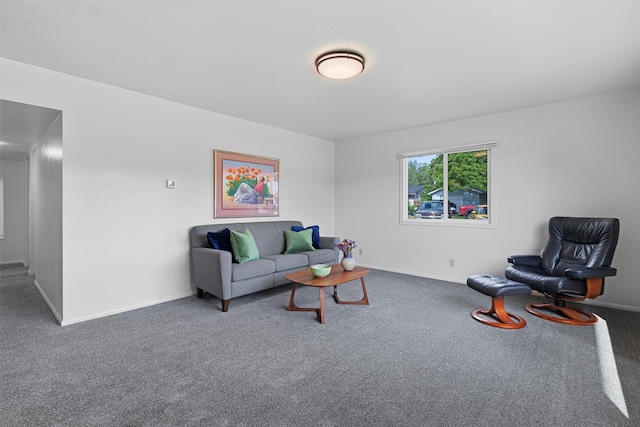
[214, 150, 279, 218]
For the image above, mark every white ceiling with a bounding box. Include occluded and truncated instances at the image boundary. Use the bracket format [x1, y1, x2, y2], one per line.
[1, 0, 639, 158]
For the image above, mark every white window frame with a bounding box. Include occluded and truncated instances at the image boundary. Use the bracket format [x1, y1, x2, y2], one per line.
[399, 141, 496, 228]
[0, 176, 4, 238]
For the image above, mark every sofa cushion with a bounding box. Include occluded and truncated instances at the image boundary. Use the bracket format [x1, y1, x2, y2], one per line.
[230, 229, 260, 264]
[232, 259, 276, 282]
[262, 253, 309, 272]
[207, 228, 232, 252]
[242, 222, 286, 256]
[305, 249, 338, 266]
[284, 229, 315, 254]
[291, 225, 321, 249]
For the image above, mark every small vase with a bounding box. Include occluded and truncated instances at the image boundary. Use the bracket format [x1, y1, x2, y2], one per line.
[341, 254, 356, 271]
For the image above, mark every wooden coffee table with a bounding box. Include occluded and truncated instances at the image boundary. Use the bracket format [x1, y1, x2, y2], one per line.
[285, 264, 370, 324]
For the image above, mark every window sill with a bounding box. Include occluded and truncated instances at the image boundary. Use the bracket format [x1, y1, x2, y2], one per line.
[400, 218, 496, 229]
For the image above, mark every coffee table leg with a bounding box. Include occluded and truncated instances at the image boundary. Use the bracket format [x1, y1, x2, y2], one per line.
[288, 283, 326, 324]
[288, 283, 299, 311]
[319, 287, 325, 324]
[333, 277, 370, 305]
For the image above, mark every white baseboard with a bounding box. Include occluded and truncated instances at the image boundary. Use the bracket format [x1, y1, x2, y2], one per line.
[33, 279, 63, 324]
[358, 263, 640, 314]
[0, 260, 25, 266]
[60, 291, 194, 327]
[356, 262, 466, 285]
[580, 298, 640, 314]
[41, 262, 640, 326]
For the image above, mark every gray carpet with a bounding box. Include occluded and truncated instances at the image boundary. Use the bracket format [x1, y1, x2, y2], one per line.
[1, 263, 639, 426]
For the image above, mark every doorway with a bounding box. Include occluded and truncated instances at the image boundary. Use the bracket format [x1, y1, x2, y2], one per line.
[0, 99, 63, 323]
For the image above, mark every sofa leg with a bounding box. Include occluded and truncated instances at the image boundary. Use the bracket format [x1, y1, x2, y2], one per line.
[222, 299, 229, 312]
[196, 288, 204, 298]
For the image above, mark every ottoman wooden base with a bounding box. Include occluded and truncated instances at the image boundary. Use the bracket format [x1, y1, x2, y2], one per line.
[467, 274, 531, 329]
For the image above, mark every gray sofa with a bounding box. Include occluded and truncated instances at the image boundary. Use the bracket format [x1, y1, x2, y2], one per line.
[190, 220, 339, 311]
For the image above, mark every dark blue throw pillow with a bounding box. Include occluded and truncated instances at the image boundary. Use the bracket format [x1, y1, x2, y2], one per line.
[291, 225, 321, 249]
[207, 228, 232, 252]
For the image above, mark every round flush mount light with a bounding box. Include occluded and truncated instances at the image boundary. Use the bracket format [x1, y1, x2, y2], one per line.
[315, 51, 365, 80]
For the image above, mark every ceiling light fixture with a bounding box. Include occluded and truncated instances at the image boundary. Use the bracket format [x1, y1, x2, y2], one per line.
[315, 51, 365, 80]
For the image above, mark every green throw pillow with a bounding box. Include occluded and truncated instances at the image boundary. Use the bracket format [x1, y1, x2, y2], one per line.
[284, 229, 315, 254]
[230, 229, 260, 263]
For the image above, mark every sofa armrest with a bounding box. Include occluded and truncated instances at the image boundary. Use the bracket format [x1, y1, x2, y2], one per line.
[507, 255, 541, 268]
[320, 236, 340, 263]
[565, 267, 617, 279]
[192, 247, 233, 299]
[319, 236, 339, 249]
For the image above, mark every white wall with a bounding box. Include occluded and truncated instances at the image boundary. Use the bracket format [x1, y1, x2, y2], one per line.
[1, 58, 336, 325]
[31, 113, 64, 321]
[0, 160, 27, 264]
[336, 88, 640, 312]
[3, 55, 637, 320]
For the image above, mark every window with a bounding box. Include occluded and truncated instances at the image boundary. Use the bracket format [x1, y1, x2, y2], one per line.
[400, 141, 495, 225]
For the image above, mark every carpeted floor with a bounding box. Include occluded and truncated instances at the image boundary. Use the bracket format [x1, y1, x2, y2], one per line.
[1, 263, 639, 426]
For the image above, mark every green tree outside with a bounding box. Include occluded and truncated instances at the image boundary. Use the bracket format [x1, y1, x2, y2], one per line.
[408, 159, 438, 195]
[413, 150, 487, 201]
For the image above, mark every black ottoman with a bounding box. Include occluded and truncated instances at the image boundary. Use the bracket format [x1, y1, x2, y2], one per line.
[467, 274, 531, 329]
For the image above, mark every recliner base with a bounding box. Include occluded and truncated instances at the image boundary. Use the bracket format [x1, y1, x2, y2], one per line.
[525, 302, 597, 325]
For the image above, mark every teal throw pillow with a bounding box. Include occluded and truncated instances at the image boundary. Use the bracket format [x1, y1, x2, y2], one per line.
[284, 229, 315, 254]
[230, 229, 260, 264]
[291, 225, 321, 249]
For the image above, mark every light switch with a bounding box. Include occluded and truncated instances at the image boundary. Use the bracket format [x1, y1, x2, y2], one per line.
[166, 179, 176, 189]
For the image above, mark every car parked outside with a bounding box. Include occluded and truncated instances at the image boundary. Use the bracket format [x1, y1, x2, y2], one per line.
[458, 205, 476, 217]
[469, 204, 488, 220]
[448, 201, 457, 216]
[414, 201, 455, 219]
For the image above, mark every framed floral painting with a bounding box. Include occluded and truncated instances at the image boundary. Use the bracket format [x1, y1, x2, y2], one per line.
[213, 150, 279, 218]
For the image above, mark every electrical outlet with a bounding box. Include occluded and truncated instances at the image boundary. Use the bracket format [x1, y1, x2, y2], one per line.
[359, 249, 363, 256]
[448, 258, 455, 267]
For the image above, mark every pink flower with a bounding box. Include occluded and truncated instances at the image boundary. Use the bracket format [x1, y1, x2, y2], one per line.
[336, 238, 358, 255]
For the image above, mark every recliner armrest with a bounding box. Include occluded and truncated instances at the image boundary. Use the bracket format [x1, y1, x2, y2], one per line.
[565, 267, 617, 279]
[507, 255, 541, 268]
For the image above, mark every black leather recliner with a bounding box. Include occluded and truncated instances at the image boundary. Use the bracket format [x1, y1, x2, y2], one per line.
[505, 217, 620, 325]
